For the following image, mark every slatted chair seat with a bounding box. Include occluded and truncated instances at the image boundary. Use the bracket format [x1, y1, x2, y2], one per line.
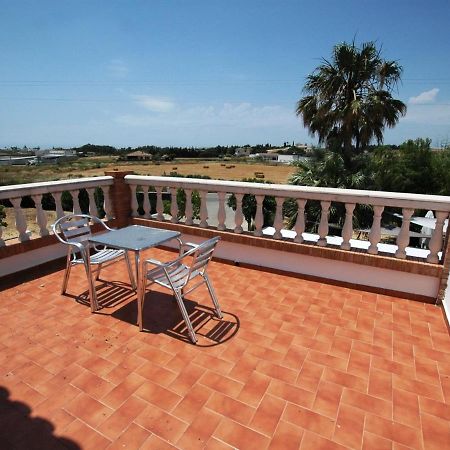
[52, 214, 135, 312]
[138, 237, 223, 343]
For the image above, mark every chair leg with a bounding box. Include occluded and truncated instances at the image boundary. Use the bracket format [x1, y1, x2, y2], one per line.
[61, 251, 72, 294]
[95, 263, 102, 281]
[83, 258, 98, 312]
[137, 277, 147, 331]
[204, 274, 223, 319]
[174, 290, 198, 343]
[125, 251, 136, 290]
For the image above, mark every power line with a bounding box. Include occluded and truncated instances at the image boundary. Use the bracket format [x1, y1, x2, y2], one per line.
[0, 78, 450, 86]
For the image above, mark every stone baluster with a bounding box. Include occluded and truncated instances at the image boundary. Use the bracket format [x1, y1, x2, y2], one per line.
[31, 194, 49, 237]
[142, 186, 151, 218]
[130, 184, 139, 217]
[273, 197, 284, 239]
[217, 192, 227, 231]
[155, 186, 164, 221]
[368, 205, 384, 254]
[341, 203, 355, 250]
[199, 190, 209, 228]
[71, 190, 81, 214]
[234, 193, 244, 234]
[294, 199, 306, 243]
[86, 188, 98, 218]
[103, 186, 113, 220]
[170, 187, 179, 223]
[317, 201, 331, 247]
[10, 197, 29, 242]
[253, 195, 264, 237]
[52, 192, 64, 219]
[427, 211, 448, 263]
[395, 208, 414, 259]
[184, 189, 193, 225]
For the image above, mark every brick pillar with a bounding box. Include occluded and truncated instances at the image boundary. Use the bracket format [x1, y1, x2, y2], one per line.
[104, 170, 134, 228]
[437, 225, 450, 306]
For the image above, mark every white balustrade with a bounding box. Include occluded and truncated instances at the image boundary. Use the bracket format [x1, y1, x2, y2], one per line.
[155, 186, 164, 221]
[52, 192, 64, 219]
[341, 203, 355, 250]
[71, 190, 82, 215]
[0, 177, 113, 242]
[86, 188, 98, 218]
[234, 193, 244, 234]
[317, 201, 331, 247]
[1, 174, 449, 266]
[120, 175, 450, 265]
[130, 185, 139, 217]
[294, 199, 306, 243]
[427, 211, 448, 263]
[217, 192, 226, 231]
[142, 186, 151, 218]
[368, 205, 384, 254]
[170, 187, 179, 223]
[184, 189, 193, 225]
[253, 195, 264, 237]
[103, 186, 114, 220]
[199, 190, 209, 228]
[395, 208, 414, 259]
[10, 197, 29, 242]
[31, 194, 49, 237]
[273, 197, 284, 239]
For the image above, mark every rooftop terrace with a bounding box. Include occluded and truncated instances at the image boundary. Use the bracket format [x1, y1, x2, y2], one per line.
[1, 172, 450, 449]
[1, 248, 450, 449]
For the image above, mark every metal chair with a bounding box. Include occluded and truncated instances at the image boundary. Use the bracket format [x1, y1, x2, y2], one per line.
[52, 214, 135, 312]
[137, 236, 223, 343]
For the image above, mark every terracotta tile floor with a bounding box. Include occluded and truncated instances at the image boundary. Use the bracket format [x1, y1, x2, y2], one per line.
[1, 248, 450, 449]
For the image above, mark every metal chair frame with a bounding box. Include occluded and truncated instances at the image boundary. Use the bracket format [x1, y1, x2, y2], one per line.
[137, 236, 223, 343]
[52, 214, 135, 312]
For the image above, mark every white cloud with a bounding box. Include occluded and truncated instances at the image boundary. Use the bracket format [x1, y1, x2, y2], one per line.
[117, 102, 297, 128]
[108, 59, 129, 78]
[133, 95, 175, 113]
[401, 103, 450, 126]
[409, 88, 439, 105]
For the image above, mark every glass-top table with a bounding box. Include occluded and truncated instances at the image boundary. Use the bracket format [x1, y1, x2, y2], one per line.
[89, 225, 181, 291]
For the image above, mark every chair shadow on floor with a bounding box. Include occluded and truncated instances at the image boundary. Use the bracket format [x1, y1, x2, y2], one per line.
[0, 386, 81, 450]
[112, 290, 240, 347]
[65, 280, 135, 310]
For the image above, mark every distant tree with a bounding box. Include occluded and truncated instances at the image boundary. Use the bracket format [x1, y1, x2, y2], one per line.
[296, 40, 406, 168]
[371, 138, 443, 194]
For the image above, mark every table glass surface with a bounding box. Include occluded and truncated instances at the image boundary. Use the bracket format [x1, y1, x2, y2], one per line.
[89, 225, 180, 251]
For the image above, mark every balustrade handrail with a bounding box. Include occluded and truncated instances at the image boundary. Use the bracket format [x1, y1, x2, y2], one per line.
[125, 175, 450, 211]
[0, 176, 114, 200]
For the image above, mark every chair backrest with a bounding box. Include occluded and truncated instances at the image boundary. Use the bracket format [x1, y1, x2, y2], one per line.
[52, 214, 93, 246]
[187, 237, 220, 281]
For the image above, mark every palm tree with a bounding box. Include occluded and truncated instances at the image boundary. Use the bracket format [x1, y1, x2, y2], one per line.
[296, 41, 406, 167]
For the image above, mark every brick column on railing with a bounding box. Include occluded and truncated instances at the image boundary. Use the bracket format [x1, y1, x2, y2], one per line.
[437, 226, 450, 306]
[104, 170, 134, 228]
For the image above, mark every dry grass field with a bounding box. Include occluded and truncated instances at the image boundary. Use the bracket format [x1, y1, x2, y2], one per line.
[0, 158, 296, 185]
[80, 161, 296, 184]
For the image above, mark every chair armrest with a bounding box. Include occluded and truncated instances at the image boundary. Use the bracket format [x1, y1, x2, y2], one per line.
[91, 216, 115, 231]
[145, 258, 165, 267]
[178, 241, 199, 255]
[182, 242, 199, 249]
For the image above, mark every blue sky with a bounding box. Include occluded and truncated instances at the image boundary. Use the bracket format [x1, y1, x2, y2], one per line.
[1, 0, 449, 148]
